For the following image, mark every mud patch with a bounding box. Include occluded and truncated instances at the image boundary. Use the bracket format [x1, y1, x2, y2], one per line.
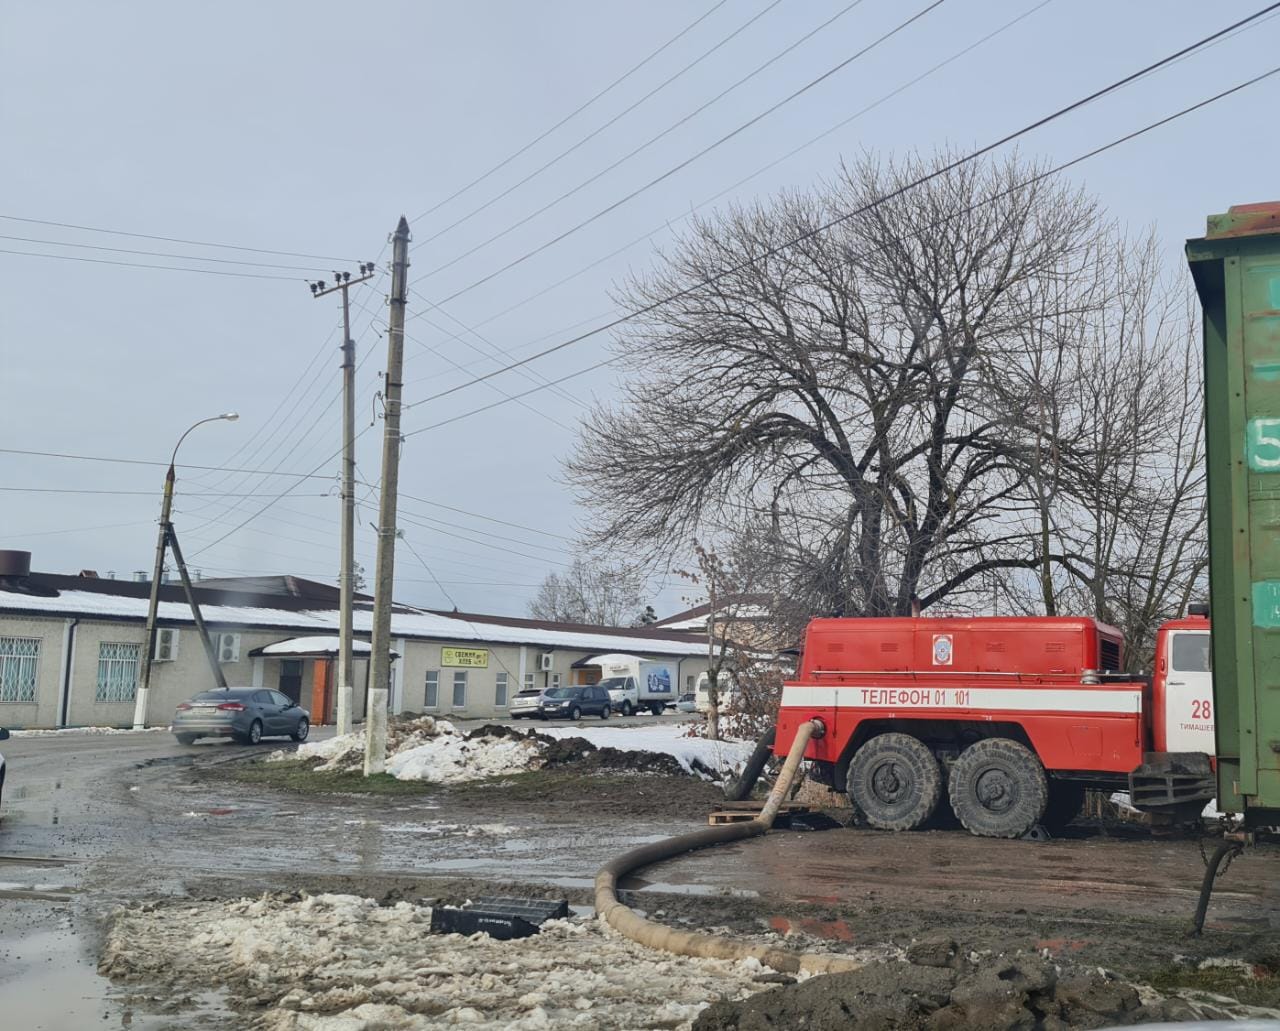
[694, 949, 1278, 1029]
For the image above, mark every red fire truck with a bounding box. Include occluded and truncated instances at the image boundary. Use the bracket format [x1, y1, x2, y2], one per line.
[774, 612, 1216, 838]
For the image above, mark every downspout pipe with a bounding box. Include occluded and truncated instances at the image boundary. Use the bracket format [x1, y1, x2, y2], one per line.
[59, 618, 79, 728]
[594, 719, 862, 975]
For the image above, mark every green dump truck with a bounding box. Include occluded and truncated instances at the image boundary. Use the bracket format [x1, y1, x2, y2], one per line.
[1187, 202, 1280, 828]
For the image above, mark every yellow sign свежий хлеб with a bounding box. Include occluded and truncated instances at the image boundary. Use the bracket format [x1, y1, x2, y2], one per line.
[441, 647, 489, 668]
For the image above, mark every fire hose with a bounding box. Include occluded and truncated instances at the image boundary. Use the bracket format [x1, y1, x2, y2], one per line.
[593, 719, 863, 974]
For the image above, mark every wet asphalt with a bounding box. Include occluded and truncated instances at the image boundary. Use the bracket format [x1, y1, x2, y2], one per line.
[0, 715, 696, 1028]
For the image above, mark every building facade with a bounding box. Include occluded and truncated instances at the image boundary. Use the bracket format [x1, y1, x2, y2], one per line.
[0, 568, 709, 729]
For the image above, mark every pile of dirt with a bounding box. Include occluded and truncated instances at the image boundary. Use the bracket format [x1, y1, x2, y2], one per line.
[694, 945, 1221, 1030]
[467, 723, 702, 778]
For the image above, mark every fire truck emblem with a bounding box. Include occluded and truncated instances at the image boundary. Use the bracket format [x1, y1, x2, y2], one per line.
[932, 634, 953, 666]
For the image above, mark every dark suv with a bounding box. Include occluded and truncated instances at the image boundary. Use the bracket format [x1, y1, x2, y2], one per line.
[511, 685, 611, 721]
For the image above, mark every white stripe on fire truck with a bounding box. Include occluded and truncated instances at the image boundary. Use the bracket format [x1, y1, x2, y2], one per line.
[779, 685, 1142, 714]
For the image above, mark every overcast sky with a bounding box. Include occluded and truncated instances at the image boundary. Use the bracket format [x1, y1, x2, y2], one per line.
[2, 1, 1277, 619]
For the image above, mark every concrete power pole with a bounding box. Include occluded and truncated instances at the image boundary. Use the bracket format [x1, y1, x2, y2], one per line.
[310, 264, 376, 736]
[365, 216, 411, 775]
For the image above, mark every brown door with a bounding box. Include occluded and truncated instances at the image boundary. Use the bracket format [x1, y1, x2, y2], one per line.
[279, 659, 303, 704]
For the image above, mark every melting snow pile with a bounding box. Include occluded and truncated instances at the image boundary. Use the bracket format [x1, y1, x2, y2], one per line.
[277, 716, 754, 785]
[99, 892, 798, 1030]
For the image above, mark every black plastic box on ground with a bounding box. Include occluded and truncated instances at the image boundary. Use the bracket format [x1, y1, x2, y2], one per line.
[429, 896, 569, 941]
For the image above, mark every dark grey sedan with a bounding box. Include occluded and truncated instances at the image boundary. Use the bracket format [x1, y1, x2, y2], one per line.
[172, 688, 310, 745]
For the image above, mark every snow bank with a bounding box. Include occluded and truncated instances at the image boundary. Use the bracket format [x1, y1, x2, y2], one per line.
[539, 723, 756, 777]
[100, 893, 815, 1029]
[277, 716, 753, 785]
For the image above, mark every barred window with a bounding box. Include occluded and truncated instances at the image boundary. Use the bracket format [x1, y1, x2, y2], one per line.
[97, 641, 141, 702]
[0, 636, 40, 703]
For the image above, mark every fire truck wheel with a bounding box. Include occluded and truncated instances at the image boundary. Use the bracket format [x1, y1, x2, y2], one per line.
[948, 738, 1048, 838]
[845, 733, 941, 831]
[1041, 781, 1087, 832]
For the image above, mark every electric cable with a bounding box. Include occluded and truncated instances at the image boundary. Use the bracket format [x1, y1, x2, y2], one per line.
[398, 10, 1280, 413]
[412, 0, 949, 301]
[413, 0, 787, 246]
[409, 0, 732, 224]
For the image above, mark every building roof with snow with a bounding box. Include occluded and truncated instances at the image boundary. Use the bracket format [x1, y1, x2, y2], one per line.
[0, 568, 709, 658]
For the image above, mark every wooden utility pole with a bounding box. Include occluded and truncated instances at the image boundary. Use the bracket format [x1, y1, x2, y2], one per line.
[310, 264, 375, 734]
[365, 217, 410, 775]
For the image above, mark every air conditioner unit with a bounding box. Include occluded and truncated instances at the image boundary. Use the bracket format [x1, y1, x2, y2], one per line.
[216, 633, 241, 664]
[537, 652, 554, 672]
[154, 628, 180, 662]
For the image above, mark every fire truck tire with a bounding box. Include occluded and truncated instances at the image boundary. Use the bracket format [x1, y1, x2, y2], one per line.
[845, 733, 941, 831]
[948, 738, 1048, 838]
[1041, 781, 1087, 832]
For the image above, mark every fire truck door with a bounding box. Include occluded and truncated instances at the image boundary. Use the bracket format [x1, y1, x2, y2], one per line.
[1165, 630, 1215, 753]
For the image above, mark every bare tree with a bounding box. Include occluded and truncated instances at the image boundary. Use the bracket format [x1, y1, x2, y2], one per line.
[571, 150, 1103, 617]
[528, 557, 647, 626]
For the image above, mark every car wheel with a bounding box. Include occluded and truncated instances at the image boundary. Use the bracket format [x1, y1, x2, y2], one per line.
[600, 705, 610, 720]
[650, 703, 663, 716]
[846, 732, 942, 832]
[291, 717, 310, 743]
[239, 719, 263, 746]
[621, 701, 633, 717]
[175, 734, 197, 746]
[569, 705, 581, 721]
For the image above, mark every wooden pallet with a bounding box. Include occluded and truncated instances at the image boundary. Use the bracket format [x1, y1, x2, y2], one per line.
[707, 801, 813, 826]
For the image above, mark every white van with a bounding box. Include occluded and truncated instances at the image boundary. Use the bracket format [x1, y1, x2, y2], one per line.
[581, 653, 678, 716]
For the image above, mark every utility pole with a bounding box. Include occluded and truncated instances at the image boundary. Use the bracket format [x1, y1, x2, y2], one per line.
[365, 216, 411, 775]
[310, 263, 375, 735]
[132, 413, 237, 729]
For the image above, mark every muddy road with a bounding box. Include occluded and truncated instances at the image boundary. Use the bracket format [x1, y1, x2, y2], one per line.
[0, 726, 1277, 1028]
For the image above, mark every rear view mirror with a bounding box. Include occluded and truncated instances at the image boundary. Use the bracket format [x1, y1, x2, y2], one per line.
[0, 727, 10, 741]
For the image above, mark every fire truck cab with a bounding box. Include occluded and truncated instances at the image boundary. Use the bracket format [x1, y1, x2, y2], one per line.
[775, 613, 1215, 838]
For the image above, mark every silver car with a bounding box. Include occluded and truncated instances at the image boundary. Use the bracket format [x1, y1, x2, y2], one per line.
[172, 688, 310, 745]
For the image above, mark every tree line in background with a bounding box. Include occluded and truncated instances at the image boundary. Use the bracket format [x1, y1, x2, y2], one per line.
[566, 149, 1207, 673]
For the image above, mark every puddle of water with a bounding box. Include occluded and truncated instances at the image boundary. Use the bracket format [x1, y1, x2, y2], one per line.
[0, 920, 225, 1030]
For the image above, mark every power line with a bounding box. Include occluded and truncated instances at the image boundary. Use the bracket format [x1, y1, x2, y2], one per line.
[0, 212, 361, 262]
[391, 488, 574, 541]
[0, 247, 303, 281]
[0, 233, 338, 272]
[398, 7, 1280, 411]
[0, 447, 339, 479]
[414, 0, 948, 302]
[409, 65, 1280, 433]
[0, 486, 334, 497]
[457, 0, 1056, 338]
[409, 0, 732, 224]
[413, 0, 786, 247]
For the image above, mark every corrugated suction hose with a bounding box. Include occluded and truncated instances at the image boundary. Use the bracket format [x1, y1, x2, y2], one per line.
[593, 719, 862, 974]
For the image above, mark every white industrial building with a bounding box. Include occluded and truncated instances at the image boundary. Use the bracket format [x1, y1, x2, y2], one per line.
[0, 556, 710, 729]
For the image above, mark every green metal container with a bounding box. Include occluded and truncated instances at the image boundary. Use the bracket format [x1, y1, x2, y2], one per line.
[1187, 202, 1280, 826]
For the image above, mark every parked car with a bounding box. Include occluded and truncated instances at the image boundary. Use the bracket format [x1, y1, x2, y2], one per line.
[0, 726, 8, 811]
[172, 688, 309, 745]
[676, 692, 697, 713]
[510, 685, 611, 721]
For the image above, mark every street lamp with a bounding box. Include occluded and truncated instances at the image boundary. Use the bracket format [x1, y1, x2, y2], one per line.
[131, 413, 238, 729]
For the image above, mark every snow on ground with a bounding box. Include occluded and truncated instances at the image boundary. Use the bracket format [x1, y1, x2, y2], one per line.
[10, 726, 167, 736]
[538, 723, 756, 776]
[99, 893, 832, 1030]
[278, 717, 754, 784]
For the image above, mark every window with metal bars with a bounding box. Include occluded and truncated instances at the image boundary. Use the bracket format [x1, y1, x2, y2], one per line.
[96, 641, 141, 702]
[0, 636, 40, 703]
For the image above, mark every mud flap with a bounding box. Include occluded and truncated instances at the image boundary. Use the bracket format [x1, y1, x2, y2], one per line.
[1128, 752, 1216, 821]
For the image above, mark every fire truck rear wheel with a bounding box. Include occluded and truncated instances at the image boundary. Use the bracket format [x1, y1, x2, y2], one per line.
[845, 733, 941, 831]
[948, 738, 1048, 838]
[1041, 781, 1087, 832]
